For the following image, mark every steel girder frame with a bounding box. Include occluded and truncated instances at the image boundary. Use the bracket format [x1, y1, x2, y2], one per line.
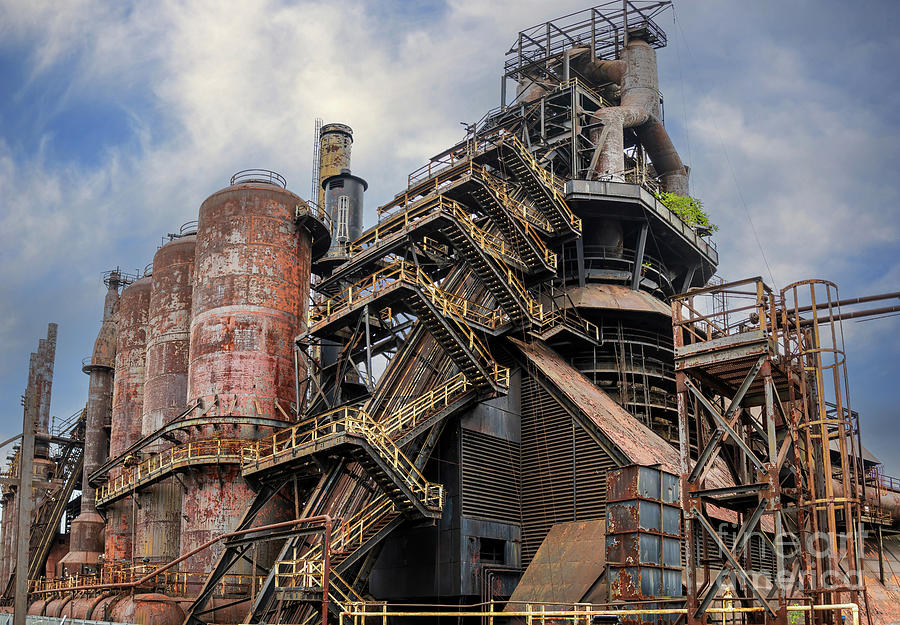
[673, 281, 790, 625]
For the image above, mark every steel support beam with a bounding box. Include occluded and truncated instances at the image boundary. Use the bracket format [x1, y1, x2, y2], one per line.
[694, 498, 772, 616]
[685, 378, 766, 472]
[688, 355, 766, 483]
[631, 221, 648, 290]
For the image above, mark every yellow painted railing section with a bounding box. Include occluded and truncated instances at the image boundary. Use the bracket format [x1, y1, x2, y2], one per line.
[275, 555, 366, 612]
[96, 438, 252, 505]
[309, 260, 505, 333]
[31, 566, 264, 597]
[243, 407, 443, 512]
[498, 132, 581, 231]
[469, 163, 561, 262]
[350, 195, 540, 268]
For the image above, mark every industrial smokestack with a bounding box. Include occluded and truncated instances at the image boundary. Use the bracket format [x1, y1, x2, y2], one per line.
[181, 171, 311, 602]
[316, 123, 353, 210]
[59, 272, 120, 576]
[105, 272, 151, 565]
[323, 167, 367, 260]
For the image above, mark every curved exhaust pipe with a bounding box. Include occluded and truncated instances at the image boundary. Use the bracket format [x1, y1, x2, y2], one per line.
[589, 37, 689, 195]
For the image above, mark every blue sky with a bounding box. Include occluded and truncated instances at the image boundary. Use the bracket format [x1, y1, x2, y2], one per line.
[1, 0, 898, 471]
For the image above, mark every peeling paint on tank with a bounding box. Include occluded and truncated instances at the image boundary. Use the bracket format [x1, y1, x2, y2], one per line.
[179, 179, 311, 608]
[106, 275, 152, 564]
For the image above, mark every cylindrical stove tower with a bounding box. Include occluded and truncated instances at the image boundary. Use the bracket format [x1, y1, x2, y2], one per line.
[137, 230, 196, 565]
[182, 170, 318, 596]
[59, 272, 120, 576]
[105, 274, 152, 564]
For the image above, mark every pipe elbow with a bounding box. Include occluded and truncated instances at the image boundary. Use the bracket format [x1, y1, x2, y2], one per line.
[588, 59, 625, 85]
[635, 120, 690, 196]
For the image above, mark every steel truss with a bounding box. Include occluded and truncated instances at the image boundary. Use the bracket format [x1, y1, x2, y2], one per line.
[673, 278, 868, 625]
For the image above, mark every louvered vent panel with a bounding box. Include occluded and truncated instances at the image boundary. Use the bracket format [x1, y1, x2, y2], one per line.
[519, 374, 615, 566]
[460, 429, 521, 522]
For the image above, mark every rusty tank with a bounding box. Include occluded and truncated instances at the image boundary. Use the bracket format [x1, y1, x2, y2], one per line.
[137, 231, 196, 565]
[106, 273, 152, 564]
[27, 599, 48, 615]
[109, 593, 186, 625]
[181, 170, 315, 598]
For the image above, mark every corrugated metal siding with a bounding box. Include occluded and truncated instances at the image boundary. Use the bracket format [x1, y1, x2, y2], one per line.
[689, 525, 776, 579]
[460, 428, 521, 522]
[520, 374, 617, 566]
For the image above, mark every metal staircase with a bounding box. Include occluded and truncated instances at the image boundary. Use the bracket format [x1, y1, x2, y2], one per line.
[307, 260, 507, 393]
[243, 408, 443, 518]
[476, 132, 581, 236]
[236, 130, 593, 623]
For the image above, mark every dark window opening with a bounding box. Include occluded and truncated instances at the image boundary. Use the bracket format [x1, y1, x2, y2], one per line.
[480, 538, 506, 565]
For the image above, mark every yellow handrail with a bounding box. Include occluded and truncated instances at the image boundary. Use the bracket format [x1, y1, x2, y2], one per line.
[97, 438, 252, 504]
[378, 373, 470, 436]
[275, 555, 366, 611]
[309, 259, 507, 334]
[304, 495, 397, 563]
[246, 408, 443, 511]
[499, 132, 582, 231]
[468, 168, 558, 266]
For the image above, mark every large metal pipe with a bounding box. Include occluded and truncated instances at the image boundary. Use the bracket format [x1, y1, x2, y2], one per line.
[59, 273, 121, 576]
[137, 233, 195, 566]
[590, 37, 689, 195]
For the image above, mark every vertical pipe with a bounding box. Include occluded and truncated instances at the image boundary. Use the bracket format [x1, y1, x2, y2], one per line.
[876, 524, 884, 584]
[364, 304, 373, 390]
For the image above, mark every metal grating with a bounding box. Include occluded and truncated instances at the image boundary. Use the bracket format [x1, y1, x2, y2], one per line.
[519, 373, 616, 565]
[460, 429, 521, 523]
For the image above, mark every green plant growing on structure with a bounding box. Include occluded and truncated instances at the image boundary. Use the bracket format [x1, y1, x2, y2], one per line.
[656, 192, 718, 236]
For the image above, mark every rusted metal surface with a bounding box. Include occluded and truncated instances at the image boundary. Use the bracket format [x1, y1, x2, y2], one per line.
[144, 235, 195, 436]
[60, 273, 120, 575]
[512, 338, 734, 489]
[137, 234, 195, 566]
[106, 274, 152, 565]
[505, 519, 607, 606]
[317, 123, 353, 209]
[109, 593, 185, 625]
[861, 533, 900, 624]
[34, 323, 57, 459]
[111, 275, 153, 457]
[188, 181, 310, 421]
[0, 324, 57, 589]
[182, 178, 311, 601]
[606, 466, 681, 607]
[589, 37, 688, 195]
[558, 283, 671, 317]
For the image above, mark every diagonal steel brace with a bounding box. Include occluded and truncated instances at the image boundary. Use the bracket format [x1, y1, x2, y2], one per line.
[694, 500, 775, 617]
